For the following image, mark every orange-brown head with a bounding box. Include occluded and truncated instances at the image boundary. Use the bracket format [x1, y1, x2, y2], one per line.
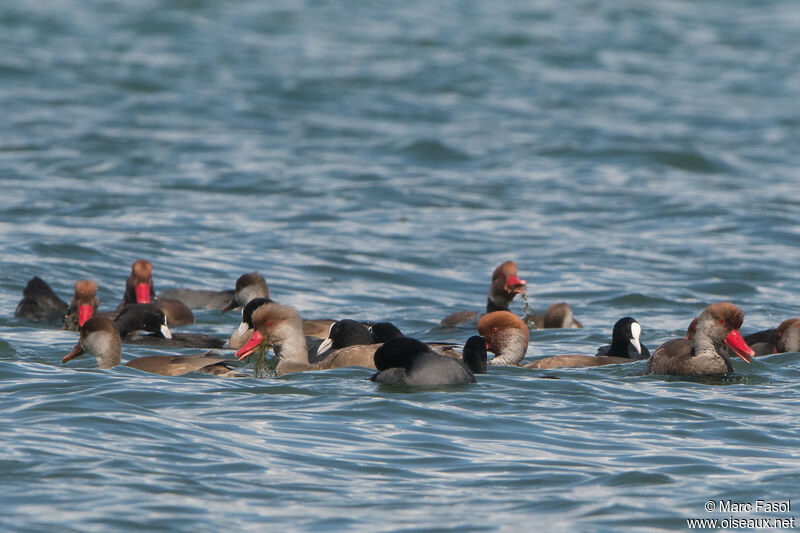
[478, 311, 529, 366]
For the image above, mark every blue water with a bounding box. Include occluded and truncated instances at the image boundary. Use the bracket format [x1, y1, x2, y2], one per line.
[2, 1, 799, 531]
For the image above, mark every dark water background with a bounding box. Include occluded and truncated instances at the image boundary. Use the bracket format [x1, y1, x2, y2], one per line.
[1, 1, 799, 531]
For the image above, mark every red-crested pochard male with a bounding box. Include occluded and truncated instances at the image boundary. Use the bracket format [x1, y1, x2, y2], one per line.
[477, 311, 530, 366]
[441, 261, 528, 327]
[235, 301, 382, 376]
[14, 276, 69, 324]
[62, 317, 243, 377]
[369, 336, 487, 386]
[478, 312, 648, 369]
[646, 302, 754, 376]
[119, 260, 194, 326]
[686, 315, 800, 356]
[62, 280, 100, 331]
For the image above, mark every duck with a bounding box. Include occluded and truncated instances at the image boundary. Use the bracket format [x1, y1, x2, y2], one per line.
[62, 317, 242, 377]
[220, 272, 271, 313]
[221, 273, 334, 341]
[116, 303, 225, 349]
[228, 297, 274, 350]
[775, 318, 800, 354]
[369, 336, 487, 386]
[742, 317, 800, 355]
[524, 316, 650, 369]
[62, 280, 100, 331]
[118, 260, 194, 326]
[686, 315, 800, 356]
[526, 302, 584, 329]
[158, 287, 235, 310]
[14, 276, 69, 324]
[440, 261, 528, 327]
[227, 296, 337, 350]
[645, 302, 754, 376]
[16, 277, 107, 331]
[234, 301, 382, 376]
[477, 311, 530, 366]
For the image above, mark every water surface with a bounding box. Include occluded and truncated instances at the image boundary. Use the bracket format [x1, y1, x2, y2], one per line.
[1, 1, 799, 531]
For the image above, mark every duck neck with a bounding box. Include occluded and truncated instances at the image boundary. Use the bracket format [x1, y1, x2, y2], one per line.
[89, 334, 122, 369]
[488, 330, 528, 366]
[694, 333, 732, 371]
[274, 329, 309, 364]
[486, 293, 511, 313]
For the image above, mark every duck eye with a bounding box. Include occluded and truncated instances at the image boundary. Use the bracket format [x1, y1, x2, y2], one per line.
[492, 327, 498, 333]
[718, 318, 725, 325]
[267, 320, 273, 326]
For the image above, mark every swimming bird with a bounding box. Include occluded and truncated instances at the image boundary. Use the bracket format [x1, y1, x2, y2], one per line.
[62, 317, 242, 376]
[775, 318, 800, 354]
[158, 287, 235, 310]
[526, 302, 584, 329]
[595, 317, 650, 359]
[686, 315, 800, 356]
[440, 261, 528, 327]
[477, 311, 530, 366]
[369, 336, 486, 386]
[220, 272, 271, 313]
[524, 316, 650, 369]
[118, 259, 194, 326]
[62, 280, 100, 331]
[314, 319, 375, 359]
[115, 303, 225, 349]
[14, 276, 69, 324]
[234, 301, 382, 375]
[645, 302, 754, 376]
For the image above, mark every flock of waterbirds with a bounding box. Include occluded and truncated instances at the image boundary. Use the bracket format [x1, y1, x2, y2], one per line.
[13, 259, 800, 386]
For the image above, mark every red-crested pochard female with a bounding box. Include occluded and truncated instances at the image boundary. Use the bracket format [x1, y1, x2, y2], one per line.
[775, 318, 800, 354]
[235, 301, 382, 376]
[220, 272, 270, 313]
[62, 317, 242, 377]
[526, 302, 583, 329]
[441, 261, 528, 327]
[16, 277, 105, 331]
[369, 336, 487, 386]
[742, 317, 800, 355]
[646, 302, 754, 376]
